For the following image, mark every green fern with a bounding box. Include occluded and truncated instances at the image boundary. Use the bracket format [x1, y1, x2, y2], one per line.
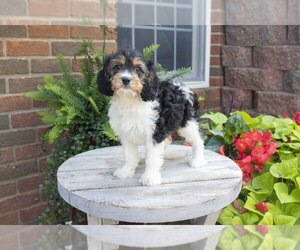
[143, 44, 160, 60]
[158, 67, 192, 81]
[101, 122, 118, 141]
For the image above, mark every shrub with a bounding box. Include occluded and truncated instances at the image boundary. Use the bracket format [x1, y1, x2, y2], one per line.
[201, 111, 300, 225]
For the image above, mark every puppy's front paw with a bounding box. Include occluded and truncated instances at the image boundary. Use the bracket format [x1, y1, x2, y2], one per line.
[113, 165, 135, 179]
[139, 171, 162, 186]
[189, 158, 207, 169]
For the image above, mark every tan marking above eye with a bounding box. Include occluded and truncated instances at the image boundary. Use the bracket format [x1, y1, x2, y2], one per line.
[132, 58, 146, 71]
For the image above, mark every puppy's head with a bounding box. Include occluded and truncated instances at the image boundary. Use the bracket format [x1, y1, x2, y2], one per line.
[97, 48, 159, 101]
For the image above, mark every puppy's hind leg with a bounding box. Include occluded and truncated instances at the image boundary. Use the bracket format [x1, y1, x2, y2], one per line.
[178, 120, 207, 168]
[114, 140, 139, 179]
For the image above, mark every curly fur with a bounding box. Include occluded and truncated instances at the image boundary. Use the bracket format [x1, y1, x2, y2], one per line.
[97, 48, 206, 186]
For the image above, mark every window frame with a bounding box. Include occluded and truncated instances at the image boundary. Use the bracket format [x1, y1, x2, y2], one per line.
[117, 0, 211, 89]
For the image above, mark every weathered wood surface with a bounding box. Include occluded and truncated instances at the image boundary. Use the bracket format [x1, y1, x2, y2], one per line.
[57, 145, 242, 223]
[73, 225, 225, 248]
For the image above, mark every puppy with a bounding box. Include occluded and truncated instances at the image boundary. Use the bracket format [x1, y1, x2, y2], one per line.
[97, 48, 206, 186]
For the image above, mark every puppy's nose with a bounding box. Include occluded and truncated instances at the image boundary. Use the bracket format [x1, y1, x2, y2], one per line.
[122, 77, 131, 85]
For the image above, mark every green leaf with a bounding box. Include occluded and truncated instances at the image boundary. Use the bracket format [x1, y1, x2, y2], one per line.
[201, 112, 228, 126]
[218, 205, 236, 225]
[232, 111, 253, 124]
[283, 203, 300, 217]
[259, 212, 273, 225]
[205, 135, 225, 152]
[240, 212, 260, 225]
[274, 237, 297, 250]
[274, 182, 300, 204]
[296, 177, 300, 188]
[274, 214, 297, 225]
[225, 113, 249, 134]
[258, 234, 273, 250]
[261, 116, 276, 129]
[270, 158, 298, 180]
[251, 172, 274, 195]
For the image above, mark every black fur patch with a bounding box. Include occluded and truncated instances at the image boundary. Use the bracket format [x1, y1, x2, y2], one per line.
[153, 81, 200, 143]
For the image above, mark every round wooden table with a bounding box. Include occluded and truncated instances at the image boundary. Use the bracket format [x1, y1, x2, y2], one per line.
[57, 145, 242, 224]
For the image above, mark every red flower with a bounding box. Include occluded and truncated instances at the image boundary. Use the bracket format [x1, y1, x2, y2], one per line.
[256, 225, 269, 235]
[218, 146, 225, 155]
[294, 112, 300, 125]
[281, 113, 289, 119]
[235, 139, 249, 152]
[255, 202, 269, 213]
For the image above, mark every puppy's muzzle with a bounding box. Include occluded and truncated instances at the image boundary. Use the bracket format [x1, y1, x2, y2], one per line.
[122, 77, 131, 86]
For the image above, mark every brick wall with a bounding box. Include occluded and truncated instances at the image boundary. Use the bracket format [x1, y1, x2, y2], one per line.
[0, 25, 116, 224]
[222, 26, 300, 116]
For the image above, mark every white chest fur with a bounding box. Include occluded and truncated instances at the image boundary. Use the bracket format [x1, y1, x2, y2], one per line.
[108, 95, 159, 144]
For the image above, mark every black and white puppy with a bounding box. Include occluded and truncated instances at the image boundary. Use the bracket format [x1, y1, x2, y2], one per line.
[97, 48, 206, 186]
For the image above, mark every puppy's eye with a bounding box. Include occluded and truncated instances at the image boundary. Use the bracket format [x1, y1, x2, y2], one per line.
[113, 65, 121, 71]
[135, 67, 143, 73]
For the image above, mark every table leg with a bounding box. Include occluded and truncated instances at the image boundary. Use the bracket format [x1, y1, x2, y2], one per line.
[191, 210, 221, 225]
[87, 214, 119, 225]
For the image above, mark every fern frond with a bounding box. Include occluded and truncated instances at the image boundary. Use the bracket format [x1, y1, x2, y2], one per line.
[45, 125, 65, 144]
[38, 110, 58, 126]
[158, 67, 192, 81]
[143, 44, 160, 60]
[101, 122, 119, 142]
[77, 90, 100, 115]
[56, 54, 76, 94]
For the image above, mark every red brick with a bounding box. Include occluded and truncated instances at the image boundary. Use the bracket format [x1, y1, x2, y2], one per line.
[38, 157, 48, 172]
[28, 25, 69, 39]
[31, 58, 71, 73]
[210, 56, 221, 66]
[37, 127, 49, 140]
[33, 100, 48, 108]
[0, 41, 3, 57]
[256, 91, 300, 116]
[20, 224, 48, 245]
[28, 0, 68, 17]
[211, 45, 222, 55]
[0, 211, 18, 225]
[19, 202, 48, 223]
[0, 181, 16, 199]
[0, 148, 14, 165]
[7, 41, 50, 56]
[11, 111, 42, 128]
[0, 232, 18, 248]
[0, 25, 27, 38]
[0, 59, 28, 75]
[222, 87, 253, 111]
[0, 95, 32, 112]
[9, 77, 44, 93]
[209, 76, 224, 86]
[211, 25, 225, 33]
[15, 143, 43, 161]
[71, 1, 103, 18]
[211, 33, 225, 44]
[70, 26, 117, 40]
[0, 191, 39, 214]
[253, 46, 300, 70]
[222, 46, 252, 67]
[0, 159, 38, 181]
[17, 173, 45, 193]
[225, 68, 283, 91]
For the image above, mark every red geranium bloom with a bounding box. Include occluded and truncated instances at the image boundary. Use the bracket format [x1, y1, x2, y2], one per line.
[257, 225, 269, 235]
[235, 139, 249, 152]
[255, 202, 269, 213]
[281, 113, 289, 119]
[294, 112, 300, 125]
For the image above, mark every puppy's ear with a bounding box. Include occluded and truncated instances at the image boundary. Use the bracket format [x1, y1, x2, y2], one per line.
[141, 60, 159, 102]
[97, 55, 114, 96]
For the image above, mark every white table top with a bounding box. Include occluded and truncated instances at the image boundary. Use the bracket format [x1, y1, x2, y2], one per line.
[57, 145, 242, 223]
